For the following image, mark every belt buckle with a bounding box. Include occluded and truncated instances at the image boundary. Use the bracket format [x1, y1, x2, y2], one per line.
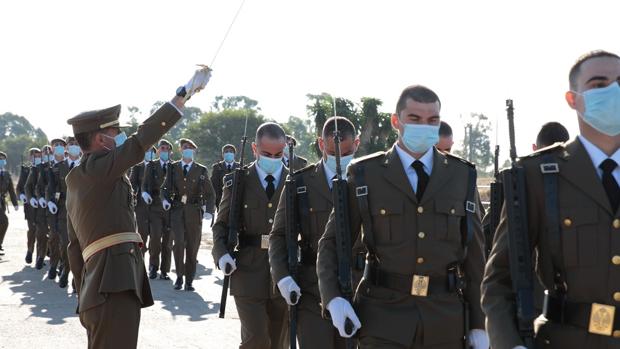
[260, 235, 269, 250]
[181, 195, 187, 204]
[411, 275, 429, 297]
[55, 192, 61, 200]
[589, 303, 615, 336]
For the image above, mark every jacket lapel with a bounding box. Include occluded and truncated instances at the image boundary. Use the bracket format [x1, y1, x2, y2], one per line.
[420, 148, 452, 205]
[382, 146, 418, 204]
[248, 163, 269, 203]
[311, 161, 333, 203]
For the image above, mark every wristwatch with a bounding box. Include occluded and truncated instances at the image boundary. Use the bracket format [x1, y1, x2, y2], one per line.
[176, 86, 187, 98]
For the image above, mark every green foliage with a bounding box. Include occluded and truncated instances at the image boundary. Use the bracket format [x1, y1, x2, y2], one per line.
[281, 115, 319, 163]
[454, 113, 493, 173]
[0, 112, 48, 174]
[211, 96, 261, 112]
[148, 102, 203, 142]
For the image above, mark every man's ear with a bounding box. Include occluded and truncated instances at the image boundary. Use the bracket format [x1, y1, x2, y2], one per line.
[391, 113, 400, 130]
[565, 91, 577, 110]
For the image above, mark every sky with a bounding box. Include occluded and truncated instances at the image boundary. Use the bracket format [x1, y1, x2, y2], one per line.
[1, 0, 619, 164]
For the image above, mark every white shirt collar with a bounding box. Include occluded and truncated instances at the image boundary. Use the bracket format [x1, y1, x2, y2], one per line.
[181, 160, 193, 169]
[255, 161, 283, 187]
[579, 135, 620, 178]
[160, 159, 168, 167]
[394, 143, 434, 175]
[322, 159, 337, 189]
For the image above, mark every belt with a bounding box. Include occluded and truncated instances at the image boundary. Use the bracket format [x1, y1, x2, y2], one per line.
[544, 294, 620, 337]
[299, 247, 316, 265]
[364, 264, 454, 297]
[82, 232, 144, 261]
[238, 234, 269, 249]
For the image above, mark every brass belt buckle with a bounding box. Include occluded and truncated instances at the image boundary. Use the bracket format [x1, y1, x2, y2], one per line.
[589, 303, 615, 336]
[260, 235, 269, 250]
[411, 275, 429, 297]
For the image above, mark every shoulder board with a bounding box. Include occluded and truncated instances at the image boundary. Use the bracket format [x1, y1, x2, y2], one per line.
[444, 152, 475, 168]
[350, 151, 386, 165]
[292, 162, 317, 176]
[520, 142, 565, 159]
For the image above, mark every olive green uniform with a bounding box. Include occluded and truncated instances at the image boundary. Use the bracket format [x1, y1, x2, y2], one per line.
[0, 169, 18, 247]
[130, 162, 149, 254]
[16, 165, 37, 257]
[24, 163, 49, 263]
[211, 160, 239, 210]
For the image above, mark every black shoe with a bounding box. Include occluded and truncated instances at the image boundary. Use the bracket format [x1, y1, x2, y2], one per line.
[48, 268, 58, 280]
[0, 245, 3, 251]
[159, 272, 170, 280]
[173, 277, 183, 290]
[25, 251, 33, 264]
[58, 264, 64, 275]
[59, 274, 68, 288]
[148, 265, 157, 279]
[71, 279, 77, 293]
[184, 283, 195, 292]
[35, 257, 44, 270]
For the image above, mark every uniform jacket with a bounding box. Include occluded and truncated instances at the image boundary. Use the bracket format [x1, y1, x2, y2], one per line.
[0, 170, 17, 209]
[161, 160, 215, 214]
[211, 160, 239, 209]
[142, 160, 170, 209]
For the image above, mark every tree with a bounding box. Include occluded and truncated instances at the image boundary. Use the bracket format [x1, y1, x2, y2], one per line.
[149, 101, 203, 143]
[281, 115, 318, 163]
[455, 113, 493, 174]
[211, 96, 261, 112]
[0, 112, 48, 174]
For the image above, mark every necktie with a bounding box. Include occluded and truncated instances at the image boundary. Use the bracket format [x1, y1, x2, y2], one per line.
[69, 162, 74, 170]
[600, 159, 620, 213]
[412, 160, 429, 201]
[162, 164, 167, 175]
[227, 164, 231, 171]
[183, 164, 189, 177]
[265, 175, 275, 200]
[330, 175, 337, 191]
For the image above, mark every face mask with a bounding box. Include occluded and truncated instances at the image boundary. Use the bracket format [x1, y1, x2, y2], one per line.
[182, 148, 195, 160]
[223, 152, 235, 163]
[42, 155, 51, 163]
[401, 123, 440, 153]
[103, 131, 127, 148]
[68, 145, 81, 157]
[144, 151, 154, 162]
[0, 159, 6, 168]
[326, 154, 354, 177]
[34, 157, 42, 166]
[160, 151, 169, 162]
[258, 155, 283, 174]
[54, 145, 65, 157]
[576, 82, 620, 136]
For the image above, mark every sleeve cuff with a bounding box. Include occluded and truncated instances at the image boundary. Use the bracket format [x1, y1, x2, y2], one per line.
[167, 101, 184, 116]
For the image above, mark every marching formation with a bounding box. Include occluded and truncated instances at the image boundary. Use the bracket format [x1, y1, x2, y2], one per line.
[0, 49, 619, 349]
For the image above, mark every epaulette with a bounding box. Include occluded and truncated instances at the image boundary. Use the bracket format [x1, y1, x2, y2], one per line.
[293, 162, 316, 174]
[520, 142, 565, 159]
[350, 151, 386, 166]
[445, 152, 475, 168]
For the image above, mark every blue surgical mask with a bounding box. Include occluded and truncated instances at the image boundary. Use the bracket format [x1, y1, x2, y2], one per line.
[223, 152, 235, 163]
[258, 155, 283, 174]
[0, 159, 6, 168]
[160, 151, 169, 162]
[68, 145, 81, 157]
[401, 124, 440, 153]
[326, 154, 354, 177]
[182, 148, 195, 160]
[54, 145, 65, 156]
[103, 132, 127, 148]
[144, 151, 154, 162]
[42, 155, 51, 163]
[577, 82, 620, 136]
[34, 157, 42, 166]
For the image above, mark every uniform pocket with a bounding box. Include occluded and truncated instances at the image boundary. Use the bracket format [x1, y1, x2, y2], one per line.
[370, 201, 404, 245]
[434, 199, 465, 240]
[308, 200, 329, 245]
[560, 206, 598, 267]
[243, 200, 258, 231]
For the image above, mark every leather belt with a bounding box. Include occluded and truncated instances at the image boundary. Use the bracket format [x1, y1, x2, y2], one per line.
[82, 232, 143, 261]
[544, 294, 620, 337]
[238, 234, 269, 249]
[364, 264, 453, 297]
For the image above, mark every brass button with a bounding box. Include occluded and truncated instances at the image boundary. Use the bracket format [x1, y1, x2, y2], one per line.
[614, 292, 620, 302]
[613, 256, 620, 265]
[614, 330, 620, 338]
[161, 122, 166, 127]
[244, 204, 248, 208]
[129, 248, 134, 253]
[380, 209, 386, 215]
[309, 207, 313, 212]
[267, 203, 273, 208]
[417, 257, 424, 264]
[450, 208, 455, 214]
[563, 218, 572, 227]
[268, 218, 274, 224]
[417, 206, 424, 214]
[614, 219, 620, 229]
[418, 232, 425, 239]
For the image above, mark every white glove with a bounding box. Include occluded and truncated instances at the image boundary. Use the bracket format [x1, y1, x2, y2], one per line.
[19, 193, 27, 203]
[203, 212, 213, 220]
[48, 202, 58, 215]
[218, 253, 237, 276]
[141, 192, 153, 205]
[467, 329, 489, 349]
[162, 199, 171, 211]
[183, 66, 212, 99]
[326, 297, 361, 338]
[30, 197, 39, 208]
[38, 197, 47, 208]
[277, 276, 301, 306]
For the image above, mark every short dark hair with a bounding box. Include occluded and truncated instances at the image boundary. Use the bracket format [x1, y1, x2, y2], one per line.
[439, 121, 452, 137]
[536, 122, 570, 148]
[569, 50, 620, 90]
[322, 116, 356, 140]
[222, 144, 236, 153]
[395, 85, 441, 115]
[255, 122, 286, 142]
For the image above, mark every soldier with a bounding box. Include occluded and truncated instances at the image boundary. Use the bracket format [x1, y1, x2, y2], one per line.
[17, 148, 41, 264]
[533, 121, 570, 151]
[269, 116, 360, 348]
[162, 138, 215, 291]
[142, 139, 173, 280]
[212, 122, 290, 349]
[46, 137, 81, 288]
[436, 121, 454, 153]
[317, 85, 489, 349]
[211, 144, 239, 211]
[130, 145, 156, 254]
[481, 50, 620, 349]
[25, 145, 52, 270]
[0, 151, 19, 255]
[65, 66, 211, 348]
[283, 135, 308, 170]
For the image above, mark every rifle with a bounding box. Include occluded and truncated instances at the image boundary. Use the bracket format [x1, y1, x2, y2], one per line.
[219, 115, 249, 319]
[331, 115, 356, 347]
[502, 99, 536, 348]
[485, 144, 503, 257]
[284, 140, 299, 348]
